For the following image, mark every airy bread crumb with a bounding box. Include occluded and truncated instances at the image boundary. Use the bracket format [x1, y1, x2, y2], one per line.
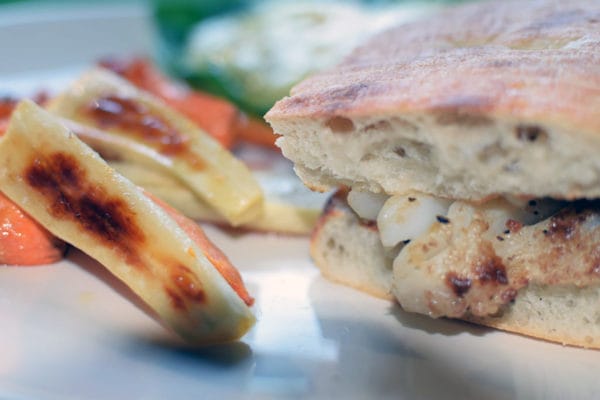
[273, 114, 600, 200]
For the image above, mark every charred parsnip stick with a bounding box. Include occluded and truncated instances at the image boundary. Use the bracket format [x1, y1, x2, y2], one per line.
[0, 101, 255, 343]
[58, 119, 319, 234]
[48, 69, 263, 226]
[111, 161, 321, 235]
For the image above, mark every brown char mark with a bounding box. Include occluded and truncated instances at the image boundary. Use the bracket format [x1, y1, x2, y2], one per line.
[25, 152, 146, 268]
[501, 288, 517, 303]
[171, 264, 205, 303]
[545, 207, 590, 241]
[26, 153, 82, 191]
[445, 272, 472, 297]
[165, 287, 186, 311]
[85, 95, 205, 170]
[475, 253, 508, 285]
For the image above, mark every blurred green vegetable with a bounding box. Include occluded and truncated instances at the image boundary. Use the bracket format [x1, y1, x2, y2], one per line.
[153, 0, 468, 117]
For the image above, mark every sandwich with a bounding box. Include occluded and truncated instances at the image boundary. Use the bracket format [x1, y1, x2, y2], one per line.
[266, 0, 600, 348]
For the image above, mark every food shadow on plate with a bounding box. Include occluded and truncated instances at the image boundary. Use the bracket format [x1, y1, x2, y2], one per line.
[304, 276, 511, 400]
[308, 272, 490, 339]
[389, 302, 491, 338]
[108, 339, 256, 396]
[120, 336, 254, 368]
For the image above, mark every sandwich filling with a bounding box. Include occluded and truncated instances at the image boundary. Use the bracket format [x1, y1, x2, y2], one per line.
[344, 189, 600, 319]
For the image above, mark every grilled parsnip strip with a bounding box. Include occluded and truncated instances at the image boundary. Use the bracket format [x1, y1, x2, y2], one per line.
[0, 100, 255, 343]
[59, 119, 320, 234]
[112, 161, 321, 234]
[48, 69, 262, 226]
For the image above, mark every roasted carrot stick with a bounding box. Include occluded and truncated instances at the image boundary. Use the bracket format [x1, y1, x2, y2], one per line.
[144, 191, 254, 306]
[0, 97, 18, 135]
[234, 113, 279, 150]
[0, 192, 66, 266]
[0, 120, 8, 135]
[0, 98, 16, 116]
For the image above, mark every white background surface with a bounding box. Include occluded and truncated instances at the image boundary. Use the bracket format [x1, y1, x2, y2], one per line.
[1, 3, 600, 399]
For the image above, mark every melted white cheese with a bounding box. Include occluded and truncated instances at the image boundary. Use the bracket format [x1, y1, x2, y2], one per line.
[347, 189, 563, 253]
[347, 189, 388, 221]
[377, 192, 452, 248]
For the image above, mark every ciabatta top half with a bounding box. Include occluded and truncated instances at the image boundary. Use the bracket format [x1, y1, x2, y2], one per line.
[266, 0, 600, 201]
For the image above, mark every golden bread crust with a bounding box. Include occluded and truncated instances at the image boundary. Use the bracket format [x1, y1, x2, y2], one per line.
[267, 0, 600, 136]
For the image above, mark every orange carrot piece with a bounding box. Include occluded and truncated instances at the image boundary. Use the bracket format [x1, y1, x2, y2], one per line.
[0, 192, 66, 266]
[144, 191, 254, 306]
[0, 120, 8, 135]
[99, 58, 239, 149]
[235, 113, 280, 150]
[0, 98, 18, 136]
[0, 98, 17, 117]
[0, 95, 48, 136]
[0, 96, 68, 266]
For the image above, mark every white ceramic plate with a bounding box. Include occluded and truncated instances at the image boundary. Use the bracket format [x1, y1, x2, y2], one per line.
[1, 3, 600, 399]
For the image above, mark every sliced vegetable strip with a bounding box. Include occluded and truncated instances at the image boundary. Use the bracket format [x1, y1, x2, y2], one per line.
[112, 161, 321, 235]
[99, 57, 239, 149]
[0, 100, 255, 343]
[0, 191, 66, 266]
[51, 118, 318, 234]
[48, 69, 263, 226]
[145, 191, 253, 305]
[99, 57, 279, 150]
